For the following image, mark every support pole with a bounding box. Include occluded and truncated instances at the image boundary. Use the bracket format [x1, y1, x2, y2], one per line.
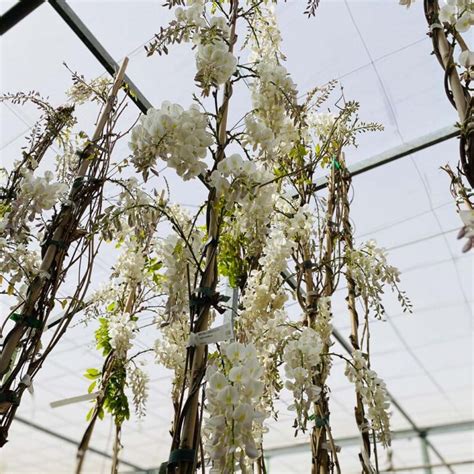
[420, 432, 433, 474]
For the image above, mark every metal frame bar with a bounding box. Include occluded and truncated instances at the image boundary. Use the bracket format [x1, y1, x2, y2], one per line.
[0, 2, 465, 472]
[420, 432, 433, 474]
[264, 420, 474, 458]
[314, 125, 459, 190]
[48, 0, 152, 114]
[0, 0, 44, 35]
[381, 460, 473, 473]
[15, 416, 145, 471]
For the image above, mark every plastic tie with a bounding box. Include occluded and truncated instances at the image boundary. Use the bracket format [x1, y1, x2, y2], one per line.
[429, 22, 443, 31]
[0, 390, 19, 406]
[10, 313, 42, 329]
[48, 239, 68, 250]
[315, 415, 329, 428]
[331, 158, 341, 170]
[168, 448, 195, 465]
[72, 177, 84, 189]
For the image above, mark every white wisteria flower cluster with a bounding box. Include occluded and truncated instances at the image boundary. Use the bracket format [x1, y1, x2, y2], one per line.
[66, 75, 111, 105]
[0, 169, 67, 293]
[108, 312, 137, 359]
[196, 40, 237, 91]
[204, 342, 266, 472]
[130, 101, 213, 180]
[154, 316, 189, 400]
[308, 111, 337, 142]
[174, 0, 206, 30]
[209, 153, 274, 201]
[18, 170, 67, 220]
[400, 0, 473, 33]
[438, 0, 473, 32]
[0, 244, 41, 294]
[313, 296, 333, 346]
[283, 327, 324, 432]
[156, 205, 203, 321]
[114, 241, 147, 285]
[171, 1, 237, 93]
[346, 240, 411, 319]
[245, 7, 299, 158]
[128, 365, 149, 418]
[239, 199, 314, 339]
[345, 350, 392, 447]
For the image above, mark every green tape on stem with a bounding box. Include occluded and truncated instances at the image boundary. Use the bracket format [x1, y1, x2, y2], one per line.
[315, 415, 329, 428]
[168, 448, 195, 465]
[48, 239, 68, 249]
[10, 313, 42, 329]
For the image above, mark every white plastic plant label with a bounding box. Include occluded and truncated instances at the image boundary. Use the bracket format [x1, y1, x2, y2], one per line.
[187, 321, 234, 347]
[50, 392, 98, 409]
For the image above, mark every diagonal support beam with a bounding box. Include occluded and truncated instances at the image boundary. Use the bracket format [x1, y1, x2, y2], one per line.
[0, 0, 44, 36]
[49, 0, 152, 114]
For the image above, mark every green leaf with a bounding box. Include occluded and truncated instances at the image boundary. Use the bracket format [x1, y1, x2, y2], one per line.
[84, 368, 100, 380]
[87, 381, 97, 393]
[86, 407, 94, 422]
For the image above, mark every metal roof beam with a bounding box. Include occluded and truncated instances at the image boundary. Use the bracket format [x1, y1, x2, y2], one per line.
[314, 125, 459, 191]
[380, 459, 473, 473]
[14, 415, 144, 471]
[264, 420, 474, 458]
[0, 0, 44, 36]
[48, 0, 152, 114]
[14, 2, 460, 472]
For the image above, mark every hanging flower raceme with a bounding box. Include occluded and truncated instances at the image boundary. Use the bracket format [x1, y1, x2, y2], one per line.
[345, 350, 392, 448]
[114, 241, 147, 285]
[308, 111, 337, 142]
[154, 316, 189, 400]
[155, 205, 203, 322]
[130, 101, 213, 180]
[283, 327, 324, 432]
[67, 75, 112, 105]
[244, 7, 299, 158]
[128, 365, 149, 418]
[239, 198, 314, 344]
[2, 170, 68, 232]
[314, 296, 333, 346]
[345, 240, 412, 319]
[195, 39, 237, 93]
[208, 153, 274, 203]
[174, 0, 206, 30]
[108, 312, 137, 359]
[204, 342, 266, 473]
[438, 0, 473, 32]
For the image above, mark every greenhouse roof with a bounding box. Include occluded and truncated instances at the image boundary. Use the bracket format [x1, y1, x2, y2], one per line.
[0, 1, 472, 473]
